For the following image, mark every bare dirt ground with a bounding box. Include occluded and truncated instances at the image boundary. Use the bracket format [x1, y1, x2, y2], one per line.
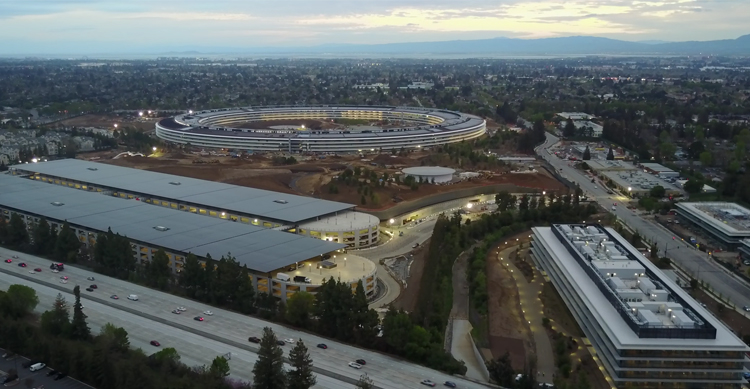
[487, 244, 531, 371]
[391, 241, 429, 313]
[47, 114, 157, 132]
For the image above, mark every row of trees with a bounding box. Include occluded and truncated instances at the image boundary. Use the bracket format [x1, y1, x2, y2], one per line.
[0, 215, 81, 263]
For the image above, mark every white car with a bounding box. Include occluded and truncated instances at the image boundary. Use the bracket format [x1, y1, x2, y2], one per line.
[28, 270, 36, 274]
[60, 279, 68, 284]
[203, 310, 214, 316]
[284, 338, 295, 344]
[127, 294, 139, 301]
[348, 362, 362, 369]
[177, 306, 187, 312]
[52, 269, 59, 273]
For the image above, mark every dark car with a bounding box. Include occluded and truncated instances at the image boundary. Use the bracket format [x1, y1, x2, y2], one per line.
[248, 337, 261, 343]
[3, 259, 11, 263]
[46, 369, 58, 377]
[355, 359, 366, 365]
[34, 268, 42, 272]
[90, 284, 98, 289]
[55, 372, 68, 380]
[150, 340, 161, 347]
[316, 343, 328, 349]
[110, 295, 119, 299]
[194, 316, 204, 321]
[277, 340, 286, 346]
[85, 287, 94, 292]
[444, 382, 457, 388]
[1, 374, 18, 384]
[18, 262, 27, 267]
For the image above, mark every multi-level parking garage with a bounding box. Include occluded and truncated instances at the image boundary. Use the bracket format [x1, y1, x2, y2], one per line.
[155, 105, 487, 153]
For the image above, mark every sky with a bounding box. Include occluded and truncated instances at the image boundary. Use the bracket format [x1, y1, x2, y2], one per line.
[0, 0, 748, 54]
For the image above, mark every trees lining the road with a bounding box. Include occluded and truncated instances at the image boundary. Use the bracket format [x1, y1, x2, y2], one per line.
[287, 338, 316, 389]
[253, 327, 287, 389]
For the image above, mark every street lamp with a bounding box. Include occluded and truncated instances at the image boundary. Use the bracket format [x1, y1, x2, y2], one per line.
[188, 110, 193, 114]
[152, 146, 157, 152]
[389, 218, 395, 224]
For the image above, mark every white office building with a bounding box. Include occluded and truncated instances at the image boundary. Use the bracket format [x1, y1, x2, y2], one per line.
[531, 224, 749, 388]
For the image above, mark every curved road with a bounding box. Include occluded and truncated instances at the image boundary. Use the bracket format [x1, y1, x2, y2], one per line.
[536, 133, 750, 309]
[0, 247, 489, 389]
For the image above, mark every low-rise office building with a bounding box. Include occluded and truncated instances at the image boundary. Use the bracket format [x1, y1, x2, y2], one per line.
[675, 202, 750, 250]
[601, 170, 682, 198]
[0, 174, 377, 301]
[531, 224, 749, 388]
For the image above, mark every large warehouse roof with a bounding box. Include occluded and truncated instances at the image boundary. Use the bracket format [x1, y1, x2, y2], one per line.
[0, 174, 345, 272]
[16, 159, 354, 224]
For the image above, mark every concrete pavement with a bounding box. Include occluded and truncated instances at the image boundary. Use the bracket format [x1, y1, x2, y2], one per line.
[536, 132, 750, 311]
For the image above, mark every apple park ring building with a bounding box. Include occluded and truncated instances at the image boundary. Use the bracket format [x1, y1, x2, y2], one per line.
[155, 105, 487, 153]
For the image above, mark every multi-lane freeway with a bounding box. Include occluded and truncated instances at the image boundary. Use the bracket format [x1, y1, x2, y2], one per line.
[0, 247, 489, 389]
[536, 132, 750, 309]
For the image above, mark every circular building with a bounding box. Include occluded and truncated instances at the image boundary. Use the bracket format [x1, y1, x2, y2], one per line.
[155, 105, 486, 153]
[297, 211, 381, 249]
[402, 166, 456, 184]
[269, 253, 378, 300]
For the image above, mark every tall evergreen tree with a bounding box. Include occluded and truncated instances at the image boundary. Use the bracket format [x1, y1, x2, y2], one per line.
[287, 339, 316, 389]
[180, 253, 203, 297]
[253, 327, 286, 389]
[145, 248, 172, 290]
[32, 217, 54, 255]
[70, 285, 91, 341]
[209, 356, 231, 378]
[7, 213, 29, 248]
[54, 221, 80, 263]
[606, 145, 615, 160]
[40, 293, 70, 336]
[582, 146, 591, 160]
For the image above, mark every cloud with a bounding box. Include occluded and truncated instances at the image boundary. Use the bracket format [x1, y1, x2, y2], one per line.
[0, 0, 747, 54]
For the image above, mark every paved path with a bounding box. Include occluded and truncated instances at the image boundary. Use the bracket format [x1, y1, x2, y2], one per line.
[498, 246, 555, 384]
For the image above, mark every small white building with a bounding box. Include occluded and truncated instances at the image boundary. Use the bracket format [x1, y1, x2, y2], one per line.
[402, 166, 455, 184]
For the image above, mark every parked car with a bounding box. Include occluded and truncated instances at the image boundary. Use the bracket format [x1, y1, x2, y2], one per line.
[46, 369, 58, 377]
[150, 340, 161, 347]
[30, 362, 46, 372]
[54, 372, 67, 380]
[248, 337, 261, 344]
[316, 343, 328, 349]
[1, 373, 18, 384]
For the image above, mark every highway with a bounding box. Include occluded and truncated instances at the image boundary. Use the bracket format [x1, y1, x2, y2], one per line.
[0, 247, 489, 389]
[536, 133, 750, 309]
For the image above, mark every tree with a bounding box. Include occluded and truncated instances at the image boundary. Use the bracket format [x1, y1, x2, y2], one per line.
[287, 339, 316, 389]
[180, 253, 203, 297]
[582, 146, 591, 160]
[381, 308, 413, 353]
[5, 284, 39, 318]
[7, 213, 29, 248]
[54, 221, 80, 263]
[153, 347, 181, 365]
[486, 352, 515, 387]
[145, 248, 172, 290]
[495, 191, 516, 212]
[32, 217, 54, 255]
[41, 293, 70, 336]
[563, 119, 577, 138]
[606, 146, 615, 160]
[99, 323, 130, 352]
[355, 373, 375, 389]
[70, 285, 90, 340]
[699, 151, 713, 167]
[683, 179, 703, 194]
[285, 291, 315, 327]
[253, 327, 286, 389]
[650, 185, 666, 198]
[209, 356, 231, 378]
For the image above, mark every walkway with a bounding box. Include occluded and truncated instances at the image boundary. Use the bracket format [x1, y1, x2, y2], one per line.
[447, 245, 488, 381]
[498, 246, 555, 384]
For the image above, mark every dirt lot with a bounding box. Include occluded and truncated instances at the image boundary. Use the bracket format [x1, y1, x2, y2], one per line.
[391, 240, 429, 313]
[47, 113, 157, 132]
[487, 244, 531, 371]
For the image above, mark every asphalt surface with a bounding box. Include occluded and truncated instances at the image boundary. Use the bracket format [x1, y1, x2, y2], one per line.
[0, 247, 489, 389]
[536, 133, 750, 309]
[0, 347, 93, 389]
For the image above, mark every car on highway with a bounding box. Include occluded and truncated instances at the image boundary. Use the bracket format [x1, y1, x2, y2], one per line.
[150, 340, 161, 347]
[316, 343, 328, 349]
[34, 267, 42, 272]
[59, 275, 68, 280]
[283, 338, 295, 344]
[50, 263, 64, 271]
[60, 279, 68, 284]
[18, 262, 27, 267]
[420, 379, 437, 387]
[110, 295, 119, 299]
[89, 284, 98, 289]
[29, 270, 37, 274]
[194, 316, 204, 322]
[248, 336, 261, 343]
[52, 269, 59, 273]
[177, 306, 187, 312]
[444, 382, 457, 388]
[4, 259, 11, 263]
[276, 340, 286, 346]
[355, 359, 366, 365]
[744, 306, 750, 312]
[172, 309, 181, 314]
[85, 287, 94, 292]
[127, 294, 138, 301]
[87, 276, 95, 281]
[203, 310, 214, 316]
[12, 255, 18, 259]
[348, 362, 362, 369]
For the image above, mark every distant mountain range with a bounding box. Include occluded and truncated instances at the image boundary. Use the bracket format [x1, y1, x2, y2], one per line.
[166, 34, 750, 57]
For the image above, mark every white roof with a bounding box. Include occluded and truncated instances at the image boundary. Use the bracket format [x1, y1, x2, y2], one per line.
[402, 166, 456, 176]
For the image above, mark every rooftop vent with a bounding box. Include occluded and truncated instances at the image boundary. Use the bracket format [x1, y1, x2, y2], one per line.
[50, 202, 64, 206]
[169, 181, 181, 186]
[153, 226, 170, 232]
[274, 200, 289, 204]
[87, 167, 98, 171]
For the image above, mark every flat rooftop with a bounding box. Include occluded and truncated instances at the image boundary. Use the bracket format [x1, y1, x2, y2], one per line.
[640, 162, 677, 174]
[585, 160, 639, 172]
[677, 202, 750, 235]
[14, 159, 355, 224]
[533, 224, 746, 350]
[299, 211, 380, 233]
[275, 253, 375, 285]
[0, 174, 346, 273]
[601, 170, 681, 192]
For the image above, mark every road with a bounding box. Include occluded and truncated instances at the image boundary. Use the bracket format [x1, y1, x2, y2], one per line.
[536, 133, 750, 309]
[0, 247, 490, 389]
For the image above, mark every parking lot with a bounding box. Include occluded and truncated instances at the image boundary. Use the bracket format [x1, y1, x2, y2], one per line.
[1, 348, 94, 389]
